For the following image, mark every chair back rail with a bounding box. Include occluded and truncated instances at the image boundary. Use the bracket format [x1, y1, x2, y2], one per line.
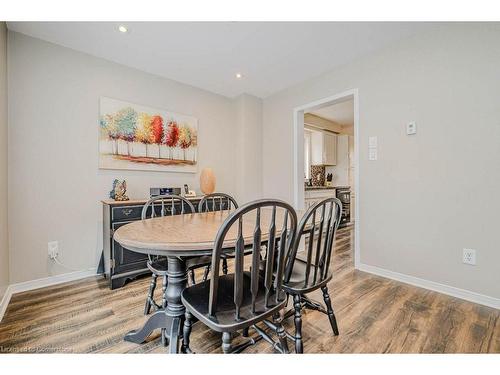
[141, 194, 195, 219]
[207, 199, 297, 319]
[285, 197, 342, 288]
[198, 193, 238, 213]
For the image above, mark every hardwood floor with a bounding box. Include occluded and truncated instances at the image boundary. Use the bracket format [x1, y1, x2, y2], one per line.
[1, 224, 499, 353]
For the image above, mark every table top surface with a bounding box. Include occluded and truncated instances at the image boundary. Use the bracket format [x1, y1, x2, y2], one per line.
[113, 208, 307, 257]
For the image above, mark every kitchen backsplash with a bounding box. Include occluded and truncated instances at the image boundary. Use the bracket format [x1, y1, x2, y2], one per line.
[310, 165, 325, 186]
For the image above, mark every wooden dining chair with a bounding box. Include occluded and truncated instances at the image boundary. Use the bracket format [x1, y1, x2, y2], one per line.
[181, 199, 298, 354]
[198, 193, 239, 278]
[282, 197, 342, 353]
[141, 195, 210, 345]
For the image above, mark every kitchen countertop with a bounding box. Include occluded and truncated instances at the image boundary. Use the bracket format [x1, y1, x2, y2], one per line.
[305, 185, 350, 191]
[305, 186, 335, 190]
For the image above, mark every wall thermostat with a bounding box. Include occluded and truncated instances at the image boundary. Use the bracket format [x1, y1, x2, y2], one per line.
[407, 121, 417, 135]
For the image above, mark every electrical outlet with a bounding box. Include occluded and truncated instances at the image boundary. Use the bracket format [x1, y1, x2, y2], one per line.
[463, 248, 476, 265]
[48, 241, 59, 259]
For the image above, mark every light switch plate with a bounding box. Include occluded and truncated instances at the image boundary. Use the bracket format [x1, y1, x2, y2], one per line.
[368, 136, 378, 148]
[369, 148, 378, 161]
[407, 122, 417, 135]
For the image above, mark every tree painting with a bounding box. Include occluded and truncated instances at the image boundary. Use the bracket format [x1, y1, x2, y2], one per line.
[115, 107, 137, 155]
[99, 97, 198, 172]
[164, 120, 179, 159]
[190, 128, 198, 161]
[178, 125, 192, 161]
[150, 115, 164, 158]
[135, 113, 153, 155]
[100, 114, 119, 154]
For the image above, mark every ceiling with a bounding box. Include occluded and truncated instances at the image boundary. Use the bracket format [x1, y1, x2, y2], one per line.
[309, 99, 354, 127]
[7, 22, 436, 98]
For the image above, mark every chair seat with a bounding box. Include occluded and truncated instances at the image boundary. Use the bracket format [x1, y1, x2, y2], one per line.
[181, 271, 286, 333]
[283, 258, 332, 294]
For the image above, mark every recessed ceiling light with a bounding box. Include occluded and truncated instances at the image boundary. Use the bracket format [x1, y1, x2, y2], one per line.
[235, 73, 243, 79]
[118, 25, 128, 33]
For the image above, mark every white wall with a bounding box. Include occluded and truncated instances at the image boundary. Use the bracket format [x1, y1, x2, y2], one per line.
[263, 23, 500, 299]
[0, 23, 8, 299]
[235, 94, 263, 203]
[8, 32, 240, 283]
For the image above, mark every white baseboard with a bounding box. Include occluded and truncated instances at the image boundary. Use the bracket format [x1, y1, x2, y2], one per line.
[357, 263, 500, 310]
[0, 285, 13, 323]
[0, 268, 99, 322]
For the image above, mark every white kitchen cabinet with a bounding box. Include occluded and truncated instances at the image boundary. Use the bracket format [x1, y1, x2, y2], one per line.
[334, 135, 349, 186]
[323, 132, 337, 165]
[304, 188, 336, 209]
[310, 129, 337, 166]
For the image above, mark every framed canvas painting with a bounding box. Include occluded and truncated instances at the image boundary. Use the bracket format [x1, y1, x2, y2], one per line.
[99, 97, 198, 173]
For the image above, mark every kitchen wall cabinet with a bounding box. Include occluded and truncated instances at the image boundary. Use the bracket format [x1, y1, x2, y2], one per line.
[310, 129, 337, 166]
[334, 135, 349, 186]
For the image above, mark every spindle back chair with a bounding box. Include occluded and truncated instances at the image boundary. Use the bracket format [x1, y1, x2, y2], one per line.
[198, 193, 239, 277]
[282, 197, 342, 353]
[141, 194, 195, 219]
[198, 192, 238, 213]
[181, 199, 298, 354]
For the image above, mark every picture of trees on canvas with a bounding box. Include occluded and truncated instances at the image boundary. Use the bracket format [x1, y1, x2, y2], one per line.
[99, 97, 198, 173]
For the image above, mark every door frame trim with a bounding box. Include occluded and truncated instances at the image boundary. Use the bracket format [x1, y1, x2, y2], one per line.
[292, 88, 360, 267]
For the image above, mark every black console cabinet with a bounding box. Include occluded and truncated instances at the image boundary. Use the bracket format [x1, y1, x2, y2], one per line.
[102, 197, 203, 289]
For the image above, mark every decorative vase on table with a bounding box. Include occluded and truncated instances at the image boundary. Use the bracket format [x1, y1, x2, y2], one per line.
[200, 168, 216, 194]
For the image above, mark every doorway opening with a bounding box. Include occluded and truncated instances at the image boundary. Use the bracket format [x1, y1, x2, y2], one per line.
[293, 89, 360, 267]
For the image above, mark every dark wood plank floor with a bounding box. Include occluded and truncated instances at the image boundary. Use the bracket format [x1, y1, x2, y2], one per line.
[1, 224, 499, 353]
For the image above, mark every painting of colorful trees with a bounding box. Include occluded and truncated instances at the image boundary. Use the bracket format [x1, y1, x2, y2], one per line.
[99, 97, 198, 172]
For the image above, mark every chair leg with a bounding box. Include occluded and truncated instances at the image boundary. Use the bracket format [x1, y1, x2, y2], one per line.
[221, 332, 232, 354]
[202, 265, 210, 282]
[222, 258, 228, 275]
[242, 327, 249, 337]
[321, 286, 339, 336]
[161, 274, 168, 347]
[144, 274, 157, 315]
[293, 294, 303, 354]
[188, 269, 196, 286]
[182, 310, 193, 354]
[273, 313, 289, 354]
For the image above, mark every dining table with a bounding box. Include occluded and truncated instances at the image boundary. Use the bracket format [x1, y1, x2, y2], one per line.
[113, 207, 308, 353]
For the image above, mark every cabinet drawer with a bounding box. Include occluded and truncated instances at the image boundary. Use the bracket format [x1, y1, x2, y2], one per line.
[111, 200, 200, 222]
[305, 189, 336, 199]
[111, 205, 144, 221]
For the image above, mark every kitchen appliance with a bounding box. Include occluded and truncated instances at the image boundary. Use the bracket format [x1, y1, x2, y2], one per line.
[149, 187, 181, 197]
[335, 187, 350, 227]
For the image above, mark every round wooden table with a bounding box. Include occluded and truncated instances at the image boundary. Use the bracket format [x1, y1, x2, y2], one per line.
[114, 208, 301, 353]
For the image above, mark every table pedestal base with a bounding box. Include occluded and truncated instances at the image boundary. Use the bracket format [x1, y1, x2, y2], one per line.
[124, 256, 187, 354]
